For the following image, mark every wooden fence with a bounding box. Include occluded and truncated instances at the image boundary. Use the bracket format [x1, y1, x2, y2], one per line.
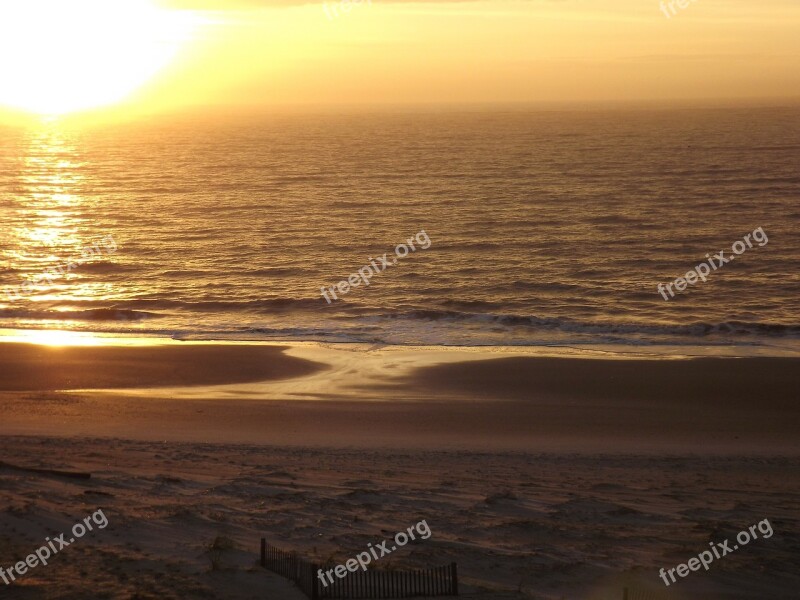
[261, 538, 458, 599]
[622, 586, 673, 600]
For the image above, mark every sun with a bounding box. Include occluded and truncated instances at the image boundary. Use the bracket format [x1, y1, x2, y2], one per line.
[0, 0, 197, 115]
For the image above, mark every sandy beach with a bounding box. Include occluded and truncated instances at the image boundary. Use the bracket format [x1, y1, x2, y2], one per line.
[0, 341, 797, 453]
[0, 340, 798, 599]
[2, 5, 799, 595]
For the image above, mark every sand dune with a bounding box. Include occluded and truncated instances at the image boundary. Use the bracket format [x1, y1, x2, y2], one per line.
[0, 437, 798, 599]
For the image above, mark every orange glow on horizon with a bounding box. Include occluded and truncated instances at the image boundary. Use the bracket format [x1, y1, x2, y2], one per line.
[0, 0, 797, 121]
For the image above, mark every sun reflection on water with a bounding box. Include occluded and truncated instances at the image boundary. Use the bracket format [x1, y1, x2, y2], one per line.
[15, 127, 85, 253]
[0, 328, 169, 347]
[9, 329, 104, 347]
[2, 124, 120, 329]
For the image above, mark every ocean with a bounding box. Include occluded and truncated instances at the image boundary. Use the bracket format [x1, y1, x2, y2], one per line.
[1, 106, 799, 351]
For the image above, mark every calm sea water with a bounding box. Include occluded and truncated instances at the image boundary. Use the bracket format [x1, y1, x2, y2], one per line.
[1, 107, 799, 349]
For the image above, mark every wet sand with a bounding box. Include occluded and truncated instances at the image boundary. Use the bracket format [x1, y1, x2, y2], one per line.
[0, 342, 325, 391]
[0, 342, 797, 453]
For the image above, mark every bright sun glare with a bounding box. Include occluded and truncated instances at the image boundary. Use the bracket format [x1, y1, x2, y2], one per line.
[6, 329, 104, 347]
[0, 0, 197, 115]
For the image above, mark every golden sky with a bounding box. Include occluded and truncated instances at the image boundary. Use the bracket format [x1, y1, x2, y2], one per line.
[0, 0, 799, 118]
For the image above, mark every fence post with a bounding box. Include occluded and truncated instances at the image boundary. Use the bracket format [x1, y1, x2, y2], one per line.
[261, 538, 266, 567]
[451, 562, 458, 596]
[311, 562, 320, 600]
